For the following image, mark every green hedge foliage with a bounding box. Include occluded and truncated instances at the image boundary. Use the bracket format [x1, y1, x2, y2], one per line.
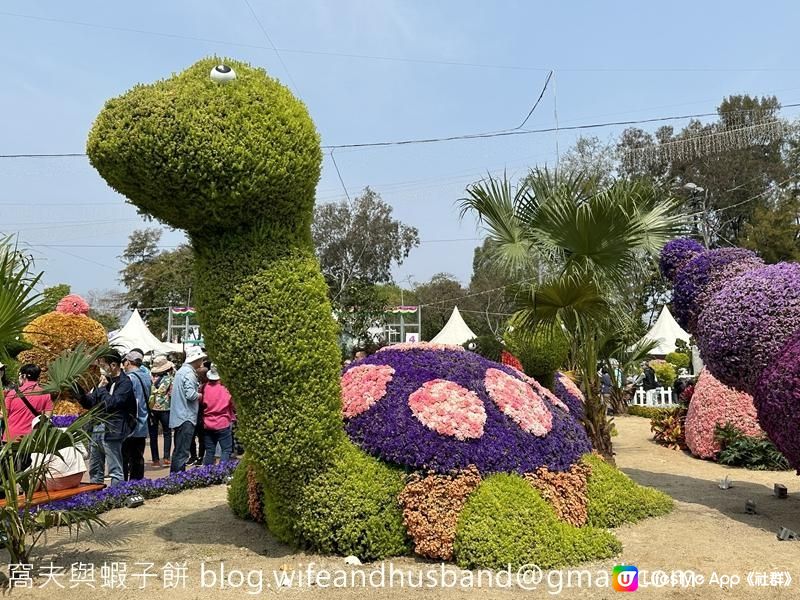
[463, 335, 503, 362]
[583, 454, 673, 528]
[453, 474, 621, 570]
[504, 329, 569, 389]
[87, 58, 322, 237]
[649, 360, 677, 388]
[295, 443, 411, 560]
[627, 406, 671, 419]
[227, 459, 251, 520]
[665, 351, 691, 370]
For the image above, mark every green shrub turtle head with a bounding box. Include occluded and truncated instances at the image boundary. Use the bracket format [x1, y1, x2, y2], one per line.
[87, 57, 322, 236]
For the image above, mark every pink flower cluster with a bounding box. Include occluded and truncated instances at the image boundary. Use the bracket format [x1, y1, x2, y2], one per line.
[484, 368, 553, 436]
[56, 294, 90, 316]
[408, 379, 486, 440]
[685, 369, 764, 459]
[555, 372, 585, 403]
[341, 364, 395, 419]
[377, 342, 465, 353]
[507, 366, 570, 413]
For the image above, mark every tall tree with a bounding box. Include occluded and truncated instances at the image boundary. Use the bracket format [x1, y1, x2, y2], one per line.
[559, 136, 617, 186]
[41, 284, 71, 313]
[312, 187, 420, 347]
[312, 187, 420, 301]
[740, 194, 800, 263]
[119, 228, 195, 335]
[618, 95, 793, 246]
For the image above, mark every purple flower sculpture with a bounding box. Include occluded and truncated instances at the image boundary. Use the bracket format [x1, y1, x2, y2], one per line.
[660, 238, 705, 282]
[342, 344, 590, 475]
[672, 248, 763, 333]
[754, 331, 800, 472]
[697, 262, 800, 393]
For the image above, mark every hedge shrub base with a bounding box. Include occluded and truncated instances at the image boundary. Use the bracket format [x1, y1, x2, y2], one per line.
[453, 473, 621, 570]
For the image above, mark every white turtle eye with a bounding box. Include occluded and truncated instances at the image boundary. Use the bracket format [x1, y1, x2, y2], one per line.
[210, 64, 236, 83]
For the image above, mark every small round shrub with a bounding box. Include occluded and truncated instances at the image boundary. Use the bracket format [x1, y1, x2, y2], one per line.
[672, 248, 763, 333]
[505, 329, 570, 389]
[294, 443, 410, 561]
[463, 335, 502, 361]
[697, 262, 800, 393]
[649, 359, 677, 388]
[227, 459, 251, 520]
[583, 454, 673, 527]
[453, 473, 621, 570]
[660, 238, 705, 282]
[753, 331, 800, 470]
[684, 370, 762, 459]
[665, 352, 690, 370]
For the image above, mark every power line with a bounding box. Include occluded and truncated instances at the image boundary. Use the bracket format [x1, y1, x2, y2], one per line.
[6, 11, 800, 74]
[8, 102, 799, 158]
[241, 0, 300, 96]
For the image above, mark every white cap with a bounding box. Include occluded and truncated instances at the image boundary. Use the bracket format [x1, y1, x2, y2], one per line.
[184, 347, 208, 364]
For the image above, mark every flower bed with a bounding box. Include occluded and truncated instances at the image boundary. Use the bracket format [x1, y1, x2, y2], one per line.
[36, 460, 238, 514]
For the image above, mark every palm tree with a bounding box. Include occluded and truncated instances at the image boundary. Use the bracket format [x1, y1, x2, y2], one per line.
[460, 169, 682, 461]
[0, 236, 109, 568]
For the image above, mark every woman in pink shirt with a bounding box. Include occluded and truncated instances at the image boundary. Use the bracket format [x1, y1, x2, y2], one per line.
[201, 364, 235, 464]
[3, 364, 53, 442]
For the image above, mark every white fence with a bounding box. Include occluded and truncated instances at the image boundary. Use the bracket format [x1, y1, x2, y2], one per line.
[631, 387, 677, 407]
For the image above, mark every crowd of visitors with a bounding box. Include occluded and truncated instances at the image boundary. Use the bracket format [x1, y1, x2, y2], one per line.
[1, 346, 238, 489]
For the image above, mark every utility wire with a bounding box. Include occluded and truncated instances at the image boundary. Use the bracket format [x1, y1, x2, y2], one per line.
[241, 0, 301, 95]
[6, 11, 800, 74]
[7, 103, 799, 158]
[329, 150, 351, 203]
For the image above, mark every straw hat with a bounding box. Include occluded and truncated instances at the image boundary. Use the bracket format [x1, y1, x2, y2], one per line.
[151, 355, 175, 374]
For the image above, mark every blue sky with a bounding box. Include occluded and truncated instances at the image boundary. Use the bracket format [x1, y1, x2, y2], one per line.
[2, 1, 800, 300]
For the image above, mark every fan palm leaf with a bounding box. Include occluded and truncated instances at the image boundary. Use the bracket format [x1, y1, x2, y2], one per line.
[0, 236, 45, 356]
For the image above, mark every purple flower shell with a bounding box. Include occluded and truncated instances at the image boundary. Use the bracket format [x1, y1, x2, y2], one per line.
[697, 262, 800, 393]
[672, 248, 762, 333]
[343, 348, 590, 475]
[660, 238, 705, 282]
[754, 331, 800, 472]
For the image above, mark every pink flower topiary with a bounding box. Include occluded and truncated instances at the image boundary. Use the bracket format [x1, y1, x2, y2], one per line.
[408, 379, 486, 440]
[484, 368, 553, 436]
[341, 364, 395, 419]
[685, 369, 763, 459]
[55, 294, 90, 316]
[507, 366, 570, 413]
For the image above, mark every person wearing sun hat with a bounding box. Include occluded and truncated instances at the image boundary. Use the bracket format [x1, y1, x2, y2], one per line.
[148, 355, 175, 467]
[169, 346, 207, 473]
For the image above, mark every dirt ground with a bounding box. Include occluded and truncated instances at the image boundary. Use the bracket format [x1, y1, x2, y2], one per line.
[10, 416, 800, 599]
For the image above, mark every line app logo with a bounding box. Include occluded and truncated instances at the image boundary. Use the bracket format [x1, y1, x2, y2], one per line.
[612, 565, 639, 592]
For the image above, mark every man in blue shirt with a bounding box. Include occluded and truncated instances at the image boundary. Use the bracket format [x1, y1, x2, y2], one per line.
[169, 346, 207, 473]
[123, 350, 152, 480]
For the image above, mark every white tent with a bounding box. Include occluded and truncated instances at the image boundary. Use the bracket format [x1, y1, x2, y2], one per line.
[639, 305, 690, 356]
[109, 309, 185, 355]
[430, 306, 477, 345]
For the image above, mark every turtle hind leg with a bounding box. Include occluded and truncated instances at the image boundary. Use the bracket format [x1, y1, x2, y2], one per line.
[454, 473, 621, 570]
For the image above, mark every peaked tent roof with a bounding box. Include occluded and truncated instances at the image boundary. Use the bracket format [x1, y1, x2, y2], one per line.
[430, 306, 478, 345]
[109, 309, 185, 355]
[639, 305, 690, 356]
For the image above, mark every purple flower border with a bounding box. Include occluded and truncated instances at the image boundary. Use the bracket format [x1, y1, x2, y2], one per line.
[34, 460, 238, 514]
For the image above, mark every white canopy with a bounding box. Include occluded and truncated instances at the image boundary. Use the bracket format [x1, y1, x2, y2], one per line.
[640, 305, 690, 356]
[430, 306, 477, 345]
[109, 309, 184, 355]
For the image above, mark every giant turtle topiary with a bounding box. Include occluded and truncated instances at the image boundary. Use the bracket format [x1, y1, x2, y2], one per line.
[87, 58, 670, 566]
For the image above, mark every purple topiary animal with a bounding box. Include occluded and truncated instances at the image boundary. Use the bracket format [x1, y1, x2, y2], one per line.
[661, 239, 800, 471]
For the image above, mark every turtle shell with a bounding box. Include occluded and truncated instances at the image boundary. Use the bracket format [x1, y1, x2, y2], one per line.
[341, 343, 590, 475]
